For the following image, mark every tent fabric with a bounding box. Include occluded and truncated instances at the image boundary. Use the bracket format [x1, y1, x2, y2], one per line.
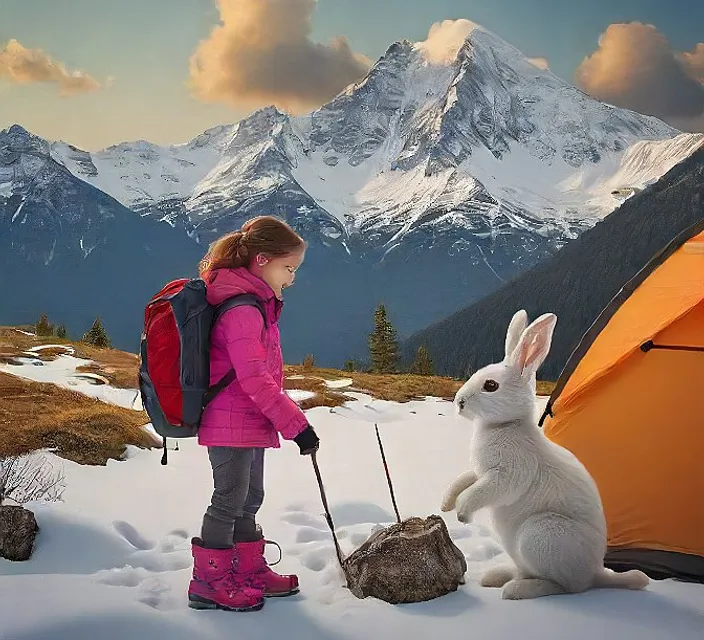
[547, 227, 704, 421]
[541, 222, 704, 582]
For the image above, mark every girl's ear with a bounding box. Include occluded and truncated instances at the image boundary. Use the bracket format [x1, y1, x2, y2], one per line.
[256, 254, 269, 267]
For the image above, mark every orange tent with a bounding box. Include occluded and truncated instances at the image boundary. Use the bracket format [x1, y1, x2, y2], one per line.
[540, 221, 704, 583]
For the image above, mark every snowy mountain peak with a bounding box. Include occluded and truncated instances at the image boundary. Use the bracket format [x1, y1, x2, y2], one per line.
[49, 124, 236, 213]
[1, 124, 50, 156]
[19, 24, 697, 256]
[184, 123, 236, 152]
[2, 124, 35, 139]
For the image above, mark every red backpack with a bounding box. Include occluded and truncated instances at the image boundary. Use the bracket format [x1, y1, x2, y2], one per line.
[138, 277, 265, 464]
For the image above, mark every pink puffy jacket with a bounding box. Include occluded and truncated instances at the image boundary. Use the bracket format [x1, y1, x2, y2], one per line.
[197, 267, 309, 448]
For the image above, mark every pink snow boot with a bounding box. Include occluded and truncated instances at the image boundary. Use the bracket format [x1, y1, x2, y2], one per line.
[234, 538, 300, 597]
[188, 537, 265, 611]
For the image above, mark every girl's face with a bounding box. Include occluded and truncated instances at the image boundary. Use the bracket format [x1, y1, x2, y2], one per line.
[252, 249, 305, 299]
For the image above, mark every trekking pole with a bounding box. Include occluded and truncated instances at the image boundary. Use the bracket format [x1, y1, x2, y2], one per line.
[310, 451, 346, 569]
[374, 422, 401, 523]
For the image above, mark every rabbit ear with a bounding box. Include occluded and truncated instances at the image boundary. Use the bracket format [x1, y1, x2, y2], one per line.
[504, 310, 529, 360]
[508, 313, 557, 378]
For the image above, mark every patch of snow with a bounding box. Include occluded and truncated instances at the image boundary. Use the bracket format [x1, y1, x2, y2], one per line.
[286, 389, 316, 403]
[140, 423, 163, 447]
[0, 180, 13, 197]
[69, 372, 111, 385]
[11, 198, 25, 223]
[324, 378, 354, 389]
[0, 354, 139, 410]
[26, 344, 76, 355]
[14, 329, 37, 336]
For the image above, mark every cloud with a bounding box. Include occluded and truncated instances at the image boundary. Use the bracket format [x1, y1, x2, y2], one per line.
[188, 0, 372, 113]
[527, 57, 549, 70]
[416, 19, 480, 64]
[0, 39, 101, 97]
[680, 43, 704, 82]
[575, 22, 704, 132]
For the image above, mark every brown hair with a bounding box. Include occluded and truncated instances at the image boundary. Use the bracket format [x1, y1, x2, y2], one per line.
[198, 215, 306, 276]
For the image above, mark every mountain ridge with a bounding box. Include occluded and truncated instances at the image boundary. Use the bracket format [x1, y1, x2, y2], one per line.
[2, 22, 702, 364]
[401, 147, 704, 379]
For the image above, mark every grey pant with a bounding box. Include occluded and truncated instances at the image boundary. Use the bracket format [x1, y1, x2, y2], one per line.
[200, 446, 265, 549]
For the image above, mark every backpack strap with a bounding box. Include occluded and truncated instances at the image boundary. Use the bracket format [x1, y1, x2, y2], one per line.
[213, 294, 267, 328]
[203, 294, 268, 407]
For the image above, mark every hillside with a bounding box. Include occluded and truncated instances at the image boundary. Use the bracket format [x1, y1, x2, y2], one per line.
[0, 326, 486, 466]
[5, 22, 702, 365]
[402, 147, 704, 379]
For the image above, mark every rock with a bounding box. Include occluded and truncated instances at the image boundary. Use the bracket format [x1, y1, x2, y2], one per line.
[0, 505, 39, 561]
[342, 515, 467, 604]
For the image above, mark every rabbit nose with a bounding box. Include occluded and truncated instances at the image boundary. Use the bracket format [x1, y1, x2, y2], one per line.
[457, 398, 466, 410]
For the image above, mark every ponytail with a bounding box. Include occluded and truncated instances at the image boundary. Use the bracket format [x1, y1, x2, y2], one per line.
[199, 216, 305, 276]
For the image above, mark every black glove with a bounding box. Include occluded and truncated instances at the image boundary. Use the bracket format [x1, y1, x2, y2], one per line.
[293, 425, 319, 455]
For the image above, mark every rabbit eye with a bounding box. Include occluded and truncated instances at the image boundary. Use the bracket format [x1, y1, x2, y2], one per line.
[483, 379, 499, 392]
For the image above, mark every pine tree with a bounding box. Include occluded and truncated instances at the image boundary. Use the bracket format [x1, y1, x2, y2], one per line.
[343, 359, 357, 372]
[368, 303, 398, 374]
[410, 345, 434, 376]
[35, 313, 53, 337]
[55, 325, 68, 339]
[82, 317, 111, 348]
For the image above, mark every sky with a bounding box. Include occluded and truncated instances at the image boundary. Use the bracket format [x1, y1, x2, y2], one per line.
[1, 0, 702, 151]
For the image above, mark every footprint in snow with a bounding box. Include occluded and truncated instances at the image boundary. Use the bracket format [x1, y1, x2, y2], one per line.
[281, 510, 327, 529]
[113, 520, 155, 551]
[283, 502, 307, 513]
[136, 576, 180, 611]
[300, 546, 331, 573]
[157, 529, 190, 553]
[295, 526, 331, 544]
[95, 566, 152, 588]
[94, 527, 191, 601]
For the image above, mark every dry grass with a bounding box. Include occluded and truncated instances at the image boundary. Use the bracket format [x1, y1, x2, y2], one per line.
[282, 375, 353, 410]
[0, 371, 152, 465]
[71, 342, 140, 388]
[284, 365, 556, 407]
[286, 365, 460, 403]
[0, 326, 139, 389]
[284, 365, 463, 405]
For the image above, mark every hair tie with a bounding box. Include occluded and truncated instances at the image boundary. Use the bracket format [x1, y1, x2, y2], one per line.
[236, 232, 249, 258]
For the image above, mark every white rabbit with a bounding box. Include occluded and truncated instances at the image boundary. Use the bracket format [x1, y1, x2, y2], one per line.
[441, 310, 649, 600]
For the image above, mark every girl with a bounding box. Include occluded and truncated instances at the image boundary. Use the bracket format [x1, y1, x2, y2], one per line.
[188, 215, 320, 613]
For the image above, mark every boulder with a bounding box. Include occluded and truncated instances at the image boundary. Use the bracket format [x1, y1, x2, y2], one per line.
[343, 515, 467, 604]
[0, 505, 39, 561]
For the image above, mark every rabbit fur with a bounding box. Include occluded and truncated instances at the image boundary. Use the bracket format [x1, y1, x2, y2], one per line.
[441, 310, 649, 600]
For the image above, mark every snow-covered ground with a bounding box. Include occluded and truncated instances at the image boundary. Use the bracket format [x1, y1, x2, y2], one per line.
[1, 368, 702, 640]
[0, 348, 143, 410]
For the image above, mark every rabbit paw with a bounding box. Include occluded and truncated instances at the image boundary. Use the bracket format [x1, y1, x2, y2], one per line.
[440, 493, 456, 512]
[456, 504, 474, 524]
[455, 491, 476, 523]
[440, 471, 477, 513]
